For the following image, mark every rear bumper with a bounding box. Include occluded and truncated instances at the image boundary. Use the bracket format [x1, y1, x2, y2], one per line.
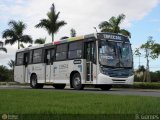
[97, 73, 134, 84]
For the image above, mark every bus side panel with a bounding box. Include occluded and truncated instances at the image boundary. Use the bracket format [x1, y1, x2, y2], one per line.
[67, 59, 86, 84]
[29, 63, 46, 83]
[92, 63, 97, 84]
[14, 66, 25, 83]
[53, 61, 69, 83]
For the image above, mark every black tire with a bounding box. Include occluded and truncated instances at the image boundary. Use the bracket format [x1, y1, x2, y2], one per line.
[53, 84, 66, 89]
[100, 85, 112, 91]
[72, 73, 84, 90]
[30, 74, 44, 89]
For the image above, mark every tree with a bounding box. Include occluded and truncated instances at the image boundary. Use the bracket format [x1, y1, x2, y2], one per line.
[140, 36, 158, 82]
[8, 59, 15, 70]
[99, 14, 131, 38]
[134, 48, 141, 67]
[151, 43, 160, 57]
[35, 3, 67, 42]
[8, 59, 15, 81]
[2, 20, 33, 49]
[0, 65, 10, 81]
[136, 65, 146, 82]
[70, 28, 76, 37]
[34, 38, 46, 44]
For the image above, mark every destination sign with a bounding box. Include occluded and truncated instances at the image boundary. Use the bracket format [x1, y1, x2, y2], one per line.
[97, 33, 129, 42]
[103, 34, 122, 40]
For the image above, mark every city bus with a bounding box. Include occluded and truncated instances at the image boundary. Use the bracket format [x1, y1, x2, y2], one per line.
[14, 32, 134, 90]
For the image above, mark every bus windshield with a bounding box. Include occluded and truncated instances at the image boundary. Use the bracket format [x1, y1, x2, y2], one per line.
[99, 40, 133, 68]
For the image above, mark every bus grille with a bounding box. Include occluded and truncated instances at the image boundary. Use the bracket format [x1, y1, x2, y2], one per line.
[108, 72, 129, 78]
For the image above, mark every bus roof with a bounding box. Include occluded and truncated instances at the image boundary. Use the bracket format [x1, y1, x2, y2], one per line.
[16, 32, 129, 52]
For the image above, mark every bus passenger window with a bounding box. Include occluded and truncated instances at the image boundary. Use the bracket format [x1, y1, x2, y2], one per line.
[56, 44, 68, 61]
[16, 52, 24, 65]
[33, 49, 42, 63]
[68, 41, 82, 59]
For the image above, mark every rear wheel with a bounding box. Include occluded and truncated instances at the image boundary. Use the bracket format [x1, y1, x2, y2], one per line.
[53, 84, 66, 89]
[30, 74, 44, 89]
[100, 85, 112, 91]
[72, 73, 84, 90]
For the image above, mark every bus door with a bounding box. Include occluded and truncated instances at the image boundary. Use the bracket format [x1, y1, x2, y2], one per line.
[85, 41, 96, 82]
[24, 52, 30, 83]
[45, 49, 55, 83]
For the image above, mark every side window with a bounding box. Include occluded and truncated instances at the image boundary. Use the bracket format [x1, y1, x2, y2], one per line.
[46, 49, 55, 65]
[33, 49, 42, 63]
[56, 44, 68, 61]
[16, 52, 24, 65]
[68, 41, 82, 59]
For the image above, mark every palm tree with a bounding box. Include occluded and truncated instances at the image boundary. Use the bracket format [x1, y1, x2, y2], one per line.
[2, 20, 33, 49]
[0, 41, 7, 53]
[99, 14, 131, 38]
[34, 38, 46, 44]
[134, 48, 141, 67]
[35, 3, 67, 42]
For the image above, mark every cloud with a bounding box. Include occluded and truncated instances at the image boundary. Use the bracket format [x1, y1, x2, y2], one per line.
[0, 0, 159, 67]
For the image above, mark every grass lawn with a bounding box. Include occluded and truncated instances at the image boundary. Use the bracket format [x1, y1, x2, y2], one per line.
[0, 89, 160, 120]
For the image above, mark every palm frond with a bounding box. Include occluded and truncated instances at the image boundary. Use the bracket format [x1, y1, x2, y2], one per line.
[99, 21, 112, 32]
[5, 38, 17, 45]
[2, 29, 15, 38]
[0, 47, 7, 53]
[34, 38, 46, 44]
[116, 14, 125, 26]
[120, 29, 131, 38]
[54, 21, 67, 32]
[9, 20, 26, 35]
[20, 35, 33, 44]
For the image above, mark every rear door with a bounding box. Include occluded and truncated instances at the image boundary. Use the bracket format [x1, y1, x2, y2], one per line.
[24, 52, 30, 83]
[45, 48, 55, 83]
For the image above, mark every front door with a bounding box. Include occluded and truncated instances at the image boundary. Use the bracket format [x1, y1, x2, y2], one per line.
[45, 49, 55, 83]
[85, 41, 96, 82]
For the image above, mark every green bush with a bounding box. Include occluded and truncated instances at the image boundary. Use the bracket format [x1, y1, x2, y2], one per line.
[113, 82, 160, 89]
[0, 65, 13, 82]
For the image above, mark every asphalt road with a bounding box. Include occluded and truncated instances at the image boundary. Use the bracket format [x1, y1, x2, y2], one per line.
[0, 85, 160, 97]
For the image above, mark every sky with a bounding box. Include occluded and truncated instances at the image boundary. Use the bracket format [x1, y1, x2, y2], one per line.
[0, 0, 160, 71]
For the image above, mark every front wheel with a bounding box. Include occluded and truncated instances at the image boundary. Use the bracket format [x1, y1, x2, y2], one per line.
[72, 73, 84, 90]
[100, 85, 112, 91]
[30, 74, 44, 89]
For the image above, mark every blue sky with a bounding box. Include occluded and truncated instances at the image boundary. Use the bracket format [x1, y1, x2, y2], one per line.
[129, 5, 160, 71]
[0, 0, 160, 71]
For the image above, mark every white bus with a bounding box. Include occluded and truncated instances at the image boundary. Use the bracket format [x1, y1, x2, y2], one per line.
[14, 32, 134, 90]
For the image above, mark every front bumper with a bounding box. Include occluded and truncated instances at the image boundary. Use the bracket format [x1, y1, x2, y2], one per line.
[97, 73, 134, 84]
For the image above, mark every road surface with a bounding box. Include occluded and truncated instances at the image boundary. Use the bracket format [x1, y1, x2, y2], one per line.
[0, 85, 160, 97]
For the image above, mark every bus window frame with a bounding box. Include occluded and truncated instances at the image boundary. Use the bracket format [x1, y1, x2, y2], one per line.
[32, 48, 44, 64]
[55, 43, 68, 61]
[68, 40, 83, 60]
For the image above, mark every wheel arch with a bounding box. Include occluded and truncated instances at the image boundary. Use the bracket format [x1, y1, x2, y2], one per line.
[70, 71, 81, 88]
[30, 73, 37, 81]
